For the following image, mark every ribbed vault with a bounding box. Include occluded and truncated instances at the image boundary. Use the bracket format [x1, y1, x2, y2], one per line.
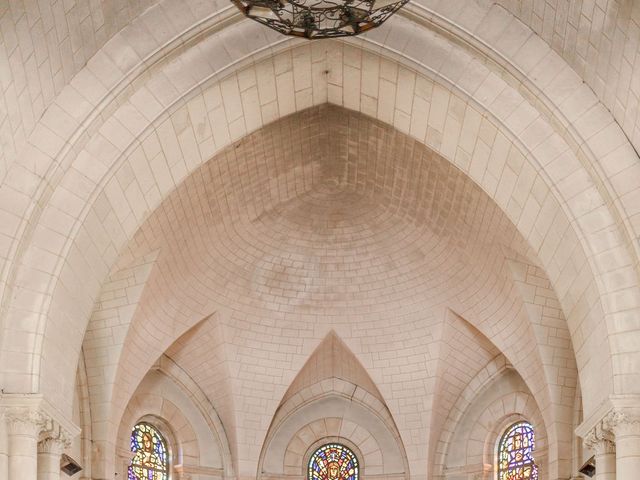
[1, 1, 640, 479]
[4, 18, 636, 433]
[80, 104, 576, 478]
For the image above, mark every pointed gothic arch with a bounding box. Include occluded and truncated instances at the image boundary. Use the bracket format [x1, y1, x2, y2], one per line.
[257, 331, 409, 479]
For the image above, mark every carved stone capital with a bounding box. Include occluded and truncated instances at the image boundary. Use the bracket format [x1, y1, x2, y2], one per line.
[39, 421, 73, 454]
[4, 407, 47, 436]
[38, 436, 67, 455]
[583, 419, 616, 454]
[3, 406, 74, 453]
[604, 409, 640, 437]
[0, 394, 80, 447]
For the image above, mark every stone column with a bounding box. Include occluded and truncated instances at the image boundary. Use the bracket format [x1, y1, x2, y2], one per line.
[584, 421, 616, 480]
[608, 410, 640, 480]
[6, 408, 43, 480]
[38, 434, 69, 480]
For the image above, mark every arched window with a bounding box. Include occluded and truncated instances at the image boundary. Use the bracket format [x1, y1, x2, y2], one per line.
[128, 422, 169, 480]
[308, 443, 359, 480]
[497, 421, 538, 480]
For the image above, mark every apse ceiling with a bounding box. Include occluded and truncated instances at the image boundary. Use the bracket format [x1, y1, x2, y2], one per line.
[99, 105, 556, 445]
[124, 104, 532, 323]
[71, 98, 583, 480]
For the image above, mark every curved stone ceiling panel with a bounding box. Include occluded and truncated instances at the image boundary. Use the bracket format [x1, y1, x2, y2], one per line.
[89, 105, 571, 476]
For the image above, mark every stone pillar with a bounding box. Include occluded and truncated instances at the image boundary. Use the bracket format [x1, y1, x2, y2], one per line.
[6, 408, 43, 480]
[0, 395, 80, 480]
[38, 435, 69, 480]
[608, 410, 640, 480]
[584, 421, 616, 480]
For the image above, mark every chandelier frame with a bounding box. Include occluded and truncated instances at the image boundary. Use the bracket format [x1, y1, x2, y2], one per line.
[232, 0, 410, 39]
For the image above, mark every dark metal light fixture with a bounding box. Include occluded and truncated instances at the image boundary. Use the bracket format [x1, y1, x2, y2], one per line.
[579, 456, 596, 478]
[60, 454, 83, 476]
[232, 0, 409, 38]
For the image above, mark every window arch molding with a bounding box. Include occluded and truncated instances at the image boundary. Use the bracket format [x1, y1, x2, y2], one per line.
[438, 381, 548, 480]
[126, 415, 177, 480]
[303, 437, 365, 479]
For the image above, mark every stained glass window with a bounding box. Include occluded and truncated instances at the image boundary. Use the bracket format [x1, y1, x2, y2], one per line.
[498, 421, 538, 480]
[128, 423, 168, 480]
[308, 443, 359, 480]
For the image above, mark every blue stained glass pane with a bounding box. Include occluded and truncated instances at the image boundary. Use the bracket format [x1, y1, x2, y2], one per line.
[128, 423, 168, 480]
[498, 422, 538, 480]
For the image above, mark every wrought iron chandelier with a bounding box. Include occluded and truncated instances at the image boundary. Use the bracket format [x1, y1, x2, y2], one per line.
[232, 0, 409, 38]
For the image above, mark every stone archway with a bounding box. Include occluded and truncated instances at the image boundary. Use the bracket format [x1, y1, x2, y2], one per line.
[2, 36, 626, 417]
[0, 9, 638, 479]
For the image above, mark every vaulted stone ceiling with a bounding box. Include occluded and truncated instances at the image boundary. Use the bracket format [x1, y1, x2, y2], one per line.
[3, 1, 640, 479]
[82, 105, 574, 477]
[3, 0, 640, 181]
